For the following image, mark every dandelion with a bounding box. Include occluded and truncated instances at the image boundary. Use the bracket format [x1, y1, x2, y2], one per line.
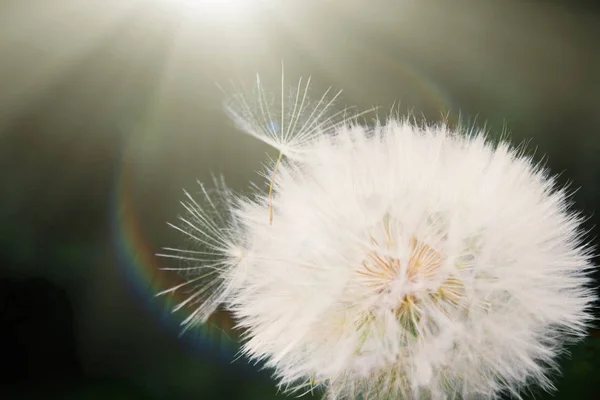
[160, 73, 596, 399]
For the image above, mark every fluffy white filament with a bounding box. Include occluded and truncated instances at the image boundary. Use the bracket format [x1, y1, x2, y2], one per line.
[160, 75, 596, 399]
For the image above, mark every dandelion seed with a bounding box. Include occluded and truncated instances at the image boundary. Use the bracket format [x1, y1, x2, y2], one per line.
[161, 73, 597, 399]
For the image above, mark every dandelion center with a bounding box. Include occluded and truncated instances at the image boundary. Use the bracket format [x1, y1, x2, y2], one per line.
[356, 216, 466, 337]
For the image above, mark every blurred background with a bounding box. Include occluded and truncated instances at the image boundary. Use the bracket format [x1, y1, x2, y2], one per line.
[1, 0, 599, 398]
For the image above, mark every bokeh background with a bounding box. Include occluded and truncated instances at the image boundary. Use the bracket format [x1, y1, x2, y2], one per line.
[1, 0, 599, 398]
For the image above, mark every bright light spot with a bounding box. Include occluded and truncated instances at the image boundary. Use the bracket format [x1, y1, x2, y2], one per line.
[168, 0, 252, 15]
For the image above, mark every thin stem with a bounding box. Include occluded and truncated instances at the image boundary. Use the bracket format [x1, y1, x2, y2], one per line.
[269, 152, 284, 225]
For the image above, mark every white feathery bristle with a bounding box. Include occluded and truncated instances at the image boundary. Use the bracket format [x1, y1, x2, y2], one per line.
[156, 175, 247, 331]
[161, 74, 596, 399]
[219, 66, 371, 161]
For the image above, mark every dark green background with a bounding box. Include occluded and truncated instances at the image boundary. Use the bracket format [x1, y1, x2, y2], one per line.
[1, 0, 599, 398]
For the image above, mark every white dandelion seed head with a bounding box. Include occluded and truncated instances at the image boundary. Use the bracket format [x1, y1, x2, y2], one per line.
[161, 74, 596, 399]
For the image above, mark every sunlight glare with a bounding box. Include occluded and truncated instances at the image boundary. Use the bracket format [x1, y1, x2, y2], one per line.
[170, 0, 251, 16]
